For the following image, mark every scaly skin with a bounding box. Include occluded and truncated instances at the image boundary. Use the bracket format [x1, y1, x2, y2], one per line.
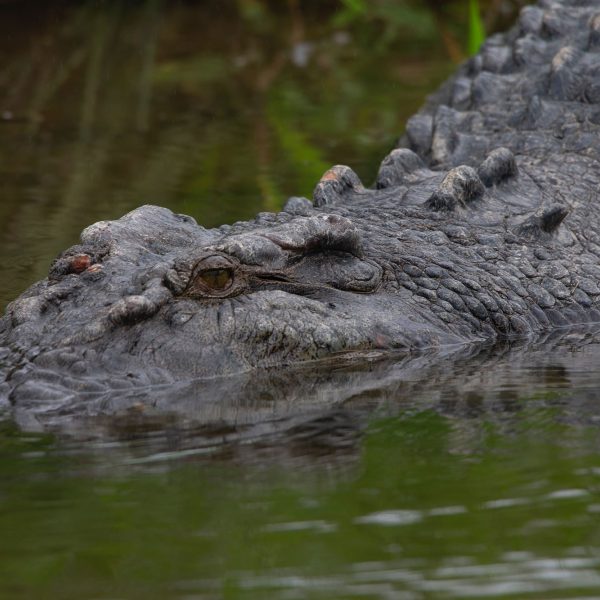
[2, 0, 600, 419]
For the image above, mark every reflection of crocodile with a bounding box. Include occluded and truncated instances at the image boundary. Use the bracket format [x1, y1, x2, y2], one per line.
[11, 326, 600, 460]
[2, 0, 600, 416]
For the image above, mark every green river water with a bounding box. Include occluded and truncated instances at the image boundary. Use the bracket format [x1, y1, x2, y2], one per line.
[4, 2, 600, 599]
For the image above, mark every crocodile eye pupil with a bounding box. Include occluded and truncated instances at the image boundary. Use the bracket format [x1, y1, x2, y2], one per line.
[199, 268, 233, 290]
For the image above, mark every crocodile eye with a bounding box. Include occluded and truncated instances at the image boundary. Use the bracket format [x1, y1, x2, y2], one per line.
[198, 268, 233, 291]
[185, 254, 242, 298]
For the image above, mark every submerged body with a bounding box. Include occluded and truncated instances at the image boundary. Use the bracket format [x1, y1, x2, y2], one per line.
[2, 0, 600, 416]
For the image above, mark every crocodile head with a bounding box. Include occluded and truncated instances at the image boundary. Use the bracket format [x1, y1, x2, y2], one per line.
[1, 202, 468, 408]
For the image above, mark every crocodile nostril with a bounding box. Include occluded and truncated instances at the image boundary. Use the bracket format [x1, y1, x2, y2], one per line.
[68, 254, 92, 273]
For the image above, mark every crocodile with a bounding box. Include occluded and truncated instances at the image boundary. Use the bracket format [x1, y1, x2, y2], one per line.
[2, 0, 600, 425]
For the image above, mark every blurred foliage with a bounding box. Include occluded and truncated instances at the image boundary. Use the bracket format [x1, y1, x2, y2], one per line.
[334, 0, 436, 46]
[0, 0, 530, 308]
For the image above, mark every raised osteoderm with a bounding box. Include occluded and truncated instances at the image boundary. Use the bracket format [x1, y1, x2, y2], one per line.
[2, 0, 600, 409]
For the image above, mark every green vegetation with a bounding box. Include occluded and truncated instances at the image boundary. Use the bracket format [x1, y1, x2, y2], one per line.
[468, 0, 486, 55]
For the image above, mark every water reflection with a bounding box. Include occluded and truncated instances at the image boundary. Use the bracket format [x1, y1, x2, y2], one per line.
[9, 325, 600, 467]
